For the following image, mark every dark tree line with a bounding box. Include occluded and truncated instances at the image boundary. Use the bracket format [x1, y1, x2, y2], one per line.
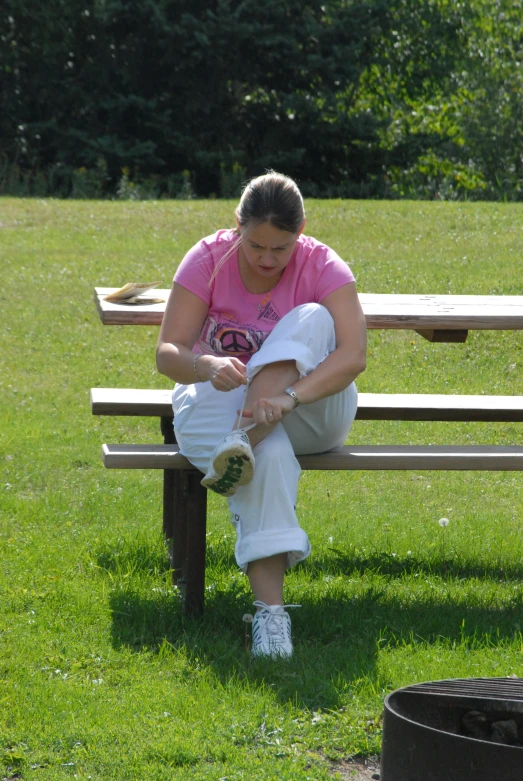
[1, 0, 522, 199]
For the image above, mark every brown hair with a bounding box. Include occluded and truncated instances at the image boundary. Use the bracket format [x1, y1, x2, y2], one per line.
[236, 170, 305, 235]
[209, 171, 305, 285]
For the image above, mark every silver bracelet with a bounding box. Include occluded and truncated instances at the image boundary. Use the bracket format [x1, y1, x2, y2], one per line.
[193, 354, 205, 383]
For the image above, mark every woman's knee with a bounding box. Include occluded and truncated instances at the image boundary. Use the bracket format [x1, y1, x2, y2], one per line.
[287, 302, 334, 329]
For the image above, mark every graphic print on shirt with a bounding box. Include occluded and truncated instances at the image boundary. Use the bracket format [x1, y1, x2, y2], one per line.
[258, 300, 281, 323]
[199, 314, 269, 357]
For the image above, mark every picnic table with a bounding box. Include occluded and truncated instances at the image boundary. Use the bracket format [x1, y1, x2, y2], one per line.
[91, 285, 523, 615]
[93, 287, 523, 342]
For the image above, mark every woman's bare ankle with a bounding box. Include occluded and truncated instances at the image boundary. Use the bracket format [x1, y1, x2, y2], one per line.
[247, 554, 286, 604]
[233, 418, 275, 446]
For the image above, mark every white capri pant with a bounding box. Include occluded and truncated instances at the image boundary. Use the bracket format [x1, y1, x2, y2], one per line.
[172, 303, 358, 572]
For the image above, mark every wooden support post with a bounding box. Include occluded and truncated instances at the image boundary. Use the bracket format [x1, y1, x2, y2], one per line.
[160, 416, 191, 587]
[160, 415, 176, 544]
[162, 469, 176, 543]
[171, 472, 189, 589]
[183, 473, 208, 617]
[415, 329, 468, 343]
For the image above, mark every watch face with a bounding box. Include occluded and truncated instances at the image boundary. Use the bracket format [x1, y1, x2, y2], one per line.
[285, 387, 299, 407]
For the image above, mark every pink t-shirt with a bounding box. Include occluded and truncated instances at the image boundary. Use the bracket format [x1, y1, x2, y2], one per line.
[174, 229, 355, 364]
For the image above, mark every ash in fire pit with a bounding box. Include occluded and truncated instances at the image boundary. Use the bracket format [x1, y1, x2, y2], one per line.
[461, 709, 521, 745]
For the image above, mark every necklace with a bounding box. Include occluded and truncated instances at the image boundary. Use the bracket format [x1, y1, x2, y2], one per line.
[252, 275, 281, 310]
[238, 251, 283, 309]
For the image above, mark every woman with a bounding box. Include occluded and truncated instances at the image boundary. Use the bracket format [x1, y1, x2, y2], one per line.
[156, 171, 367, 659]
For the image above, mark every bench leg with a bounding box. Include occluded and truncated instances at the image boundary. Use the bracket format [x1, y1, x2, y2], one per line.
[162, 469, 176, 545]
[183, 473, 207, 617]
[161, 415, 177, 542]
[163, 470, 189, 580]
[160, 415, 207, 616]
[161, 415, 188, 582]
[172, 472, 189, 589]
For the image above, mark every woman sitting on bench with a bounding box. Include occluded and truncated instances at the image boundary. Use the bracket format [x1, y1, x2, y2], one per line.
[156, 171, 367, 659]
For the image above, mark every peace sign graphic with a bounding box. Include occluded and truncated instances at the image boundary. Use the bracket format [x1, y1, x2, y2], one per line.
[218, 328, 253, 354]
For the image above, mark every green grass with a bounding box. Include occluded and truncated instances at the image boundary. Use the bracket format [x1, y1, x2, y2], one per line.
[1, 197, 523, 780]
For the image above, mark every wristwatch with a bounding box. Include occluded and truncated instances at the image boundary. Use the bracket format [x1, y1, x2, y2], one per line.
[284, 386, 300, 408]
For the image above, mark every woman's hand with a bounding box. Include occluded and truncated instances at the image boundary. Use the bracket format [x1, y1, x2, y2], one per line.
[240, 393, 295, 425]
[200, 356, 247, 391]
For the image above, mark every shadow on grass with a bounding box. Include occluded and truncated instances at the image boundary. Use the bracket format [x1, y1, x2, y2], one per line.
[203, 541, 523, 583]
[96, 538, 168, 577]
[95, 537, 523, 583]
[304, 548, 523, 582]
[105, 544, 523, 709]
[108, 586, 382, 709]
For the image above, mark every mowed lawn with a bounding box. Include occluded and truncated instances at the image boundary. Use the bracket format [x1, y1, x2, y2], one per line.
[1, 197, 523, 780]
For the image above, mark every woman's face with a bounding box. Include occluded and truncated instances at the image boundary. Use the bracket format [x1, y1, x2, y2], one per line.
[239, 221, 304, 281]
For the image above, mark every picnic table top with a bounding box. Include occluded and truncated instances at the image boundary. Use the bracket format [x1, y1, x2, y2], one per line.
[94, 287, 523, 336]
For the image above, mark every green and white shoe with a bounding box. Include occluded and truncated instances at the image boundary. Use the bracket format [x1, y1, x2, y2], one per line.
[201, 429, 255, 497]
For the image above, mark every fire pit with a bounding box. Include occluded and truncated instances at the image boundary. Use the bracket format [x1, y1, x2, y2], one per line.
[380, 677, 523, 781]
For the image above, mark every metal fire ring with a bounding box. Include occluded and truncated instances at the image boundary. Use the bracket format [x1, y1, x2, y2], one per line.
[380, 677, 523, 781]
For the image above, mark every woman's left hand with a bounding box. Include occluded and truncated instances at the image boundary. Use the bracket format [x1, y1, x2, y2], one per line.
[240, 393, 295, 425]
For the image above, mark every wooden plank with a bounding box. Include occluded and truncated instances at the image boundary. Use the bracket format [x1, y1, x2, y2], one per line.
[103, 443, 193, 469]
[94, 288, 523, 330]
[102, 443, 523, 471]
[94, 288, 169, 326]
[358, 393, 523, 422]
[91, 387, 173, 416]
[360, 294, 523, 331]
[358, 294, 523, 305]
[92, 388, 523, 422]
[297, 445, 523, 471]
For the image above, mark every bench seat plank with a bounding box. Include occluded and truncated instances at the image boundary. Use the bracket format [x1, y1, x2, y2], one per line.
[102, 443, 523, 471]
[91, 388, 523, 422]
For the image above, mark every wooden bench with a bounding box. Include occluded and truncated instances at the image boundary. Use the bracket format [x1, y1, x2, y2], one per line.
[92, 388, 523, 616]
[90, 387, 523, 422]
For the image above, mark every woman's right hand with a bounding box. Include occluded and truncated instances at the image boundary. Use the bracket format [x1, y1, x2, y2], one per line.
[198, 355, 248, 391]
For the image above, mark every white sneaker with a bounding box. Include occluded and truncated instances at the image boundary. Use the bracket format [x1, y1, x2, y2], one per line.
[249, 601, 300, 659]
[201, 429, 255, 497]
